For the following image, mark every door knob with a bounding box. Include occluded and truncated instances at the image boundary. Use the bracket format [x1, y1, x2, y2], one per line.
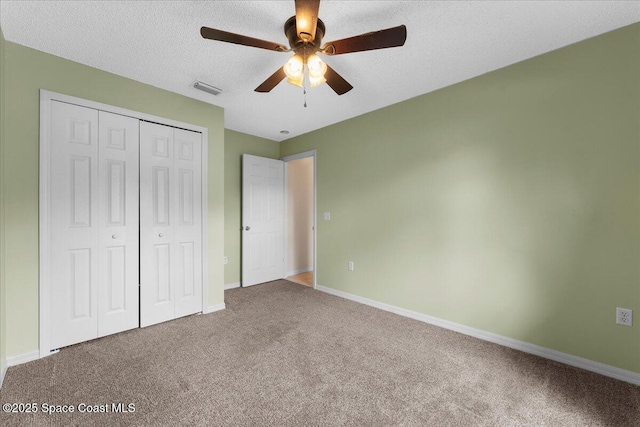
[159, 233, 165, 237]
[244, 226, 251, 231]
[111, 234, 118, 239]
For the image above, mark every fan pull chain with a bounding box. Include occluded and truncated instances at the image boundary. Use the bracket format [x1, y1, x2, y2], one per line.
[303, 49, 308, 108]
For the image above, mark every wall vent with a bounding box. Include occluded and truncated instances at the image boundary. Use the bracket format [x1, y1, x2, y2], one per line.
[193, 81, 222, 96]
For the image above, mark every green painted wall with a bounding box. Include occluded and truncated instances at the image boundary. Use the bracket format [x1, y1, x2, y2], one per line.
[224, 130, 280, 285]
[2, 41, 225, 357]
[281, 23, 640, 373]
[0, 27, 7, 370]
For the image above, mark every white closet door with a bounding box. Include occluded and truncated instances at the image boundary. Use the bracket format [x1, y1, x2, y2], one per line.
[140, 122, 175, 327]
[173, 129, 203, 318]
[97, 111, 140, 337]
[50, 101, 100, 349]
[140, 122, 203, 327]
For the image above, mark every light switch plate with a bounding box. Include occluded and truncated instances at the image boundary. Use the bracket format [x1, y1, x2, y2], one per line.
[324, 212, 331, 221]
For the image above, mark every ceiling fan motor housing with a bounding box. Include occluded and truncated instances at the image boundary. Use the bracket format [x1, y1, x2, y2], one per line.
[285, 16, 326, 56]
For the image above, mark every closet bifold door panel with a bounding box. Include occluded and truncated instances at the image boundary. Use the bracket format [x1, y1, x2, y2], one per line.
[50, 101, 100, 349]
[173, 128, 203, 318]
[97, 111, 140, 337]
[49, 102, 140, 350]
[140, 122, 203, 327]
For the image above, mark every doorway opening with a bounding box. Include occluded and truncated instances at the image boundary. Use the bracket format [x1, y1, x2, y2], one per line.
[283, 151, 316, 289]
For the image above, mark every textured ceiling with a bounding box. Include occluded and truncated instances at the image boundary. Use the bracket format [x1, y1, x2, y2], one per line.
[1, 1, 639, 141]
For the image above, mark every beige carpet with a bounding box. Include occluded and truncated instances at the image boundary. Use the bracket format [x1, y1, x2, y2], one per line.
[1, 280, 638, 426]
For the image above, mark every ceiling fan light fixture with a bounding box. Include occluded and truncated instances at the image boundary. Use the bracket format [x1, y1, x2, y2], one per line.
[307, 54, 327, 77]
[307, 54, 327, 87]
[284, 55, 304, 79]
[284, 54, 304, 87]
[309, 74, 327, 88]
[287, 75, 304, 88]
[202, 1, 407, 96]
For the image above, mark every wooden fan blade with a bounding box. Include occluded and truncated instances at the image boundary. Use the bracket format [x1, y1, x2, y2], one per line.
[255, 67, 287, 93]
[322, 25, 407, 55]
[295, 0, 320, 42]
[325, 64, 353, 95]
[201, 27, 287, 52]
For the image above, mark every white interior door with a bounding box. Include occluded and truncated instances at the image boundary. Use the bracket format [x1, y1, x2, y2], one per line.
[242, 154, 285, 287]
[140, 122, 203, 326]
[97, 111, 140, 337]
[50, 101, 100, 349]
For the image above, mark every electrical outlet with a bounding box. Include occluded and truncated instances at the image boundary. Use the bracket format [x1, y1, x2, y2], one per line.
[348, 261, 354, 271]
[223, 256, 228, 265]
[616, 307, 632, 326]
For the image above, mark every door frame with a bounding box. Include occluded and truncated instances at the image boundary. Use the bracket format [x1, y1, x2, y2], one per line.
[39, 90, 209, 358]
[282, 150, 317, 289]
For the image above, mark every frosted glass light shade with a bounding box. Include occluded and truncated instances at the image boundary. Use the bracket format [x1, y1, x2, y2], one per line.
[284, 55, 304, 78]
[307, 54, 327, 77]
[284, 54, 304, 88]
[307, 54, 327, 88]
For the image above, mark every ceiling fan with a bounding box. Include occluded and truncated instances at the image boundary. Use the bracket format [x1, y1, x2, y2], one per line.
[200, 0, 407, 95]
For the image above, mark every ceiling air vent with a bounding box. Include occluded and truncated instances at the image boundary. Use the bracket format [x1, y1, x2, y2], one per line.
[193, 81, 222, 96]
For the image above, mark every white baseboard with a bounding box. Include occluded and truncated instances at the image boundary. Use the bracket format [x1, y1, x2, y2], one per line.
[316, 284, 640, 386]
[7, 350, 40, 367]
[0, 360, 7, 388]
[286, 268, 312, 278]
[204, 303, 226, 314]
[224, 282, 241, 290]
